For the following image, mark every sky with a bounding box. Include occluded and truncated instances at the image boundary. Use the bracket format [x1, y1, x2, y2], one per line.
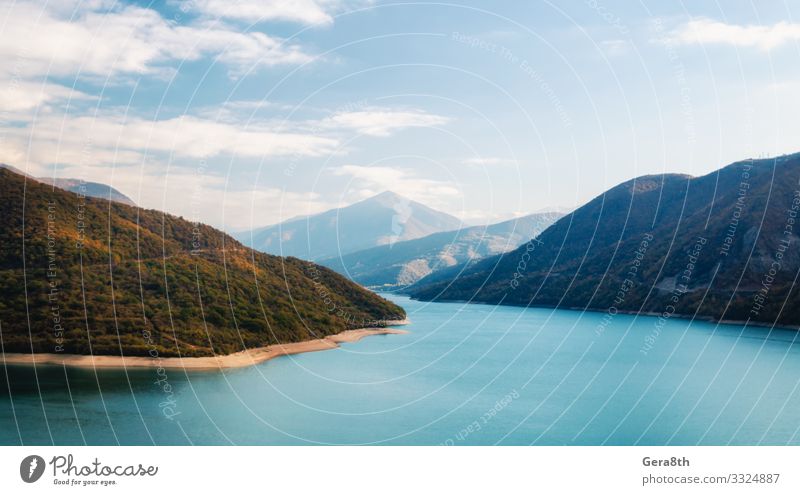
[1, 0, 799, 231]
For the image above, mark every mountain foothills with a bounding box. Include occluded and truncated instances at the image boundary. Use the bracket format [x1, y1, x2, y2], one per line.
[0, 163, 136, 205]
[410, 153, 800, 327]
[0, 167, 404, 357]
[236, 191, 463, 261]
[320, 212, 563, 289]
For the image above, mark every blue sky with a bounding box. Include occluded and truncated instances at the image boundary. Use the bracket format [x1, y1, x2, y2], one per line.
[2, 0, 799, 230]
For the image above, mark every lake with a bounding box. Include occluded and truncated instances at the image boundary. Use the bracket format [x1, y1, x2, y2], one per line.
[2, 294, 799, 445]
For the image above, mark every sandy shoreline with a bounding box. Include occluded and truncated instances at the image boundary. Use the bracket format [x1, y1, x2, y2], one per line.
[1, 326, 409, 371]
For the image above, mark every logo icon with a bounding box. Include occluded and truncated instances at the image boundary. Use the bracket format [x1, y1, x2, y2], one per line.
[20, 455, 45, 483]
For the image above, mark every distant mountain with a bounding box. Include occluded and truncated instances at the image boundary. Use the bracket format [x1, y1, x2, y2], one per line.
[0, 166, 404, 357]
[0, 164, 135, 205]
[319, 212, 563, 289]
[410, 153, 800, 328]
[236, 191, 463, 260]
[39, 177, 136, 206]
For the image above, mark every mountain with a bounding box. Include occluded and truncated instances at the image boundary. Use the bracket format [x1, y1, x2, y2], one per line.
[0, 164, 135, 205]
[236, 191, 463, 260]
[39, 177, 136, 206]
[0, 167, 404, 357]
[409, 153, 800, 327]
[319, 212, 563, 289]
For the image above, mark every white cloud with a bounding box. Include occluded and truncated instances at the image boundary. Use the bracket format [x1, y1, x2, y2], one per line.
[0, 2, 312, 80]
[0, 112, 341, 176]
[0, 81, 96, 113]
[126, 171, 331, 231]
[0, 106, 342, 231]
[332, 164, 460, 206]
[35, 160, 333, 230]
[195, 102, 450, 138]
[226, 188, 332, 230]
[333, 164, 405, 183]
[0, 101, 455, 228]
[665, 18, 800, 50]
[320, 107, 450, 137]
[3, 139, 145, 171]
[187, 0, 345, 25]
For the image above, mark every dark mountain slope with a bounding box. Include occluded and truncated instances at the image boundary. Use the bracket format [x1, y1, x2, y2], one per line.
[236, 191, 463, 260]
[319, 211, 563, 289]
[0, 167, 404, 357]
[410, 153, 800, 327]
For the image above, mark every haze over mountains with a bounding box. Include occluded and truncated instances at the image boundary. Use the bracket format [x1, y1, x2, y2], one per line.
[0, 163, 136, 206]
[236, 191, 463, 260]
[410, 153, 800, 328]
[0, 167, 404, 357]
[320, 211, 563, 289]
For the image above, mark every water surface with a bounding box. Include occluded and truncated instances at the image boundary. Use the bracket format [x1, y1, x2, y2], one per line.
[2, 295, 799, 445]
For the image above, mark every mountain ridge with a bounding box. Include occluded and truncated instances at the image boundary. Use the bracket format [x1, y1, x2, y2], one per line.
[236, 190, 464, 260]
[0, 163, 136, 206]
[319, 211, 563, 289]
[409, 153, 800, 328]
[0, 167, 405, 357]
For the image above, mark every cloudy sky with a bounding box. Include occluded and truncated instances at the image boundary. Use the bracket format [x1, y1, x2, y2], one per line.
[2, 0, 799, 230]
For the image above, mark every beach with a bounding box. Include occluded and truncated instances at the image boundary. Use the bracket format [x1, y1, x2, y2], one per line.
[1, 326, 408, 371]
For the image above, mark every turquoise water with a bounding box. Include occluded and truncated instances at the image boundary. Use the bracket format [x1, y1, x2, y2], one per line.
[2, 294, 800, 445]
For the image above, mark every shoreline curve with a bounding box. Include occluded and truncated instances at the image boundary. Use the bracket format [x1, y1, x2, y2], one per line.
[1, 324, 410, 371]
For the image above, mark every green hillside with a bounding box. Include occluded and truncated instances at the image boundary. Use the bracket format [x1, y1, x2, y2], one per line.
[0, 168, 405, 357]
